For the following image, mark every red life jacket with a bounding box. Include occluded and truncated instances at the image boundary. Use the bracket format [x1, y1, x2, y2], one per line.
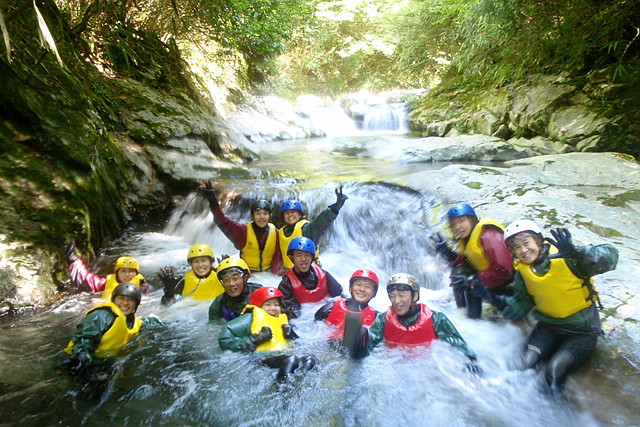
[325, 298, 376, 339]
[383, 304, 437, 348]
[285, 264, 329, 303]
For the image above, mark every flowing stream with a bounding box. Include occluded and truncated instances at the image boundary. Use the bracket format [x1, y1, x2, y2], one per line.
[0, 119, 638, 426]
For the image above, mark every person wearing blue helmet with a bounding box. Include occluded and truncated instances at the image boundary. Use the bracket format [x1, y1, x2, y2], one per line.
[278, 186, 348, 269]
[430, 203, 513, 319]
[277, 237, 344, 318]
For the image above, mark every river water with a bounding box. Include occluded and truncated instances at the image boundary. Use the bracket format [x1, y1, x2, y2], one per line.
[1, 122, 638, 425]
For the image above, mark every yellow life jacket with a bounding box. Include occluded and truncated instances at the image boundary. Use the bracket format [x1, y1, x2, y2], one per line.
[278, 220, 321, 269]
[242, 305, 289, 352]
[102, 273, 145, 301]
[241, 222, 277, 272]
[515, 246, 593, 318]
[183, 270, 224, 300]
[65, 302, 142, 358]
[457, 218, 505, 272]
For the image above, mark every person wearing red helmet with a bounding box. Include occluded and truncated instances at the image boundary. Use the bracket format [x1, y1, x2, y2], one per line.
[277, 237, 344, 319]
[201, 181, 284, 275]
[315, 269, 379, 341]
[218, 286, 317, 380]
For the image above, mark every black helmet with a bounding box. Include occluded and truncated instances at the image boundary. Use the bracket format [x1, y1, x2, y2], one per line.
[251, 199, 272, 213]
[111, 282, 142, 309]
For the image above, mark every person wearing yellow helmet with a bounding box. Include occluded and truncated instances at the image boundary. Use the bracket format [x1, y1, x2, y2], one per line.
[64, 241, 149, 299]
[160, 243, 225, 306]
[202, 181, 285, 275]
[208, 257, 263, 321]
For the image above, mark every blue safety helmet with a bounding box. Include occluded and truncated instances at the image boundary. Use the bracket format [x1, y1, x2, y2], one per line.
[280, 200, 303, 213]
[287, 236, 316, 258]
[447, 203, 476, 222]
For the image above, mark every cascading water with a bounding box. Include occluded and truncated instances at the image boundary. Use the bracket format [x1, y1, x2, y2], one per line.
[362, 103, 407, 132]
[0, 137, 636, 426]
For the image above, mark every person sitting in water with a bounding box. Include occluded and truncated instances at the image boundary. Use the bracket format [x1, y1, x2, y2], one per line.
[218, 287, 317, 380]
[64, 283, 162, 376]
[277, 237, 344, 319]
[431, 203, 513, 319]
[470, 220, 618, 393]
[278, 187, 347, 270]
[208, 257, 263, 321]
[314, 269, 379, 342]
[202, 181, 284, 275]
[160, 244, 224, 306]
[349, 273, 478, 370]
[65, 240, 149, 300]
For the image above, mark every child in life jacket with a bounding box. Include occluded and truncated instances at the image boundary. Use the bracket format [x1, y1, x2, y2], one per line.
[278, 186, 347, 270]
[471, 220, 618, 393]
[315, 269, 379, 344]
[431, 203, 513, 319]
[202, 181, 284, 275]
[65, 241, 148, 300]
[160, 243, 224, 306]
[218, 287, 317, 380]
[278, 237, 344, 319]
[64, 283, 162, 377]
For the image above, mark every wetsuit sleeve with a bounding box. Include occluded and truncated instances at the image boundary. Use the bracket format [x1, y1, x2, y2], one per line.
[208, 295, 224, 321]
[499, 272, 536, 319]
[218, 313, 253, 352]
[278, 275, 301, 319]
[211, 206, 248, 250]
[68, 258, 107, 292]
[432, 311, 476, 359]
[367, 312, 387, 352]
[301, 208, 338, 243]
[567, 244, 619, 278]
[324, 270, 345, 297]
[477, 227, 514, 289]
[161, 277, 185, 306]
[69, 309, 116, 356]
[314, 301, 335, 321]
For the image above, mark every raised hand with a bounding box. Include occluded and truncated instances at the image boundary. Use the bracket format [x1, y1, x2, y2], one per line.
[202, 181, 219, 209]
[328, 186, 348, 214]
[546, 228, 577, 259]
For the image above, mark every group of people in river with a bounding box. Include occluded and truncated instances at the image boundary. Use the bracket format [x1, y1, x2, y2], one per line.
[63, 181, 618, 394]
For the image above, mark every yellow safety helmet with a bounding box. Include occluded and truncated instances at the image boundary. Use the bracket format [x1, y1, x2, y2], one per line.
[114, 256, 139, 273]
[216, 257, 250, 281]
[187, 244, 215, 263]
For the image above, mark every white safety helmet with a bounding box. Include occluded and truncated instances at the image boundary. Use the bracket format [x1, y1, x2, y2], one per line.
[504, 219, 543, 247]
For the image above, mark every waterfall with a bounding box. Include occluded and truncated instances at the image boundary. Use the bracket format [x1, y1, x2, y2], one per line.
[362, 103, 407, 132]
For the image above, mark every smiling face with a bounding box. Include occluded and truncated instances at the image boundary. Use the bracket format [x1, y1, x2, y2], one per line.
[252, 209, 271, 228]
[116, 267, 137, 283]
[291, 250, 313, 273]
[283, 209, 302, 225]
[449, 215, 475, 239]
[508, 233, 542, 265]
[350, 278, 376, 305]
[113, 295, 137, 316]
[191, 256, 213, 277]
[221, 271, 245, 297]
[388, 289, 417, 317]
[261, 298, 282, 317]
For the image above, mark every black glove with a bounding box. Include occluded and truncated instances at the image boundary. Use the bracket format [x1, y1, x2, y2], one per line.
[469, 280, 507, 310]
[328, 186, 348, 214]
[68, 352, 91, 376]
[465, 357, 483, 375]
[64, 241, 77, 263]
[430, 232, 457, 261]
[202, 181, 219, 209]
[215, 254, 230, 265]
[546, 228, 579, 259]
[282, 324, 299, 340]
[249, 326, 273, 346]
[449, 274, 476, 292]
[159, 266, 179, 295]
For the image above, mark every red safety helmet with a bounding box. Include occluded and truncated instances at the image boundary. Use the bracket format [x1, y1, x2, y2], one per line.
[249, 287, 284, 307]
[349, 269, 379, 295]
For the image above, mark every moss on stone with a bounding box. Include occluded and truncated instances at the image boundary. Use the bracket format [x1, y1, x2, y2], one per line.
[465, 182, 483, 189]
[461, 167, 504, 175]
[597, 190, 640, 207]
[579, 221, 623, 238]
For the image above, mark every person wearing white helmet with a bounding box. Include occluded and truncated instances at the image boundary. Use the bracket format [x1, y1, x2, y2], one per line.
[431, 203, 514, 319]
[202, 181, 285, 275]
[348, 273, 478, 370]
[470, 219, 619, 393]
